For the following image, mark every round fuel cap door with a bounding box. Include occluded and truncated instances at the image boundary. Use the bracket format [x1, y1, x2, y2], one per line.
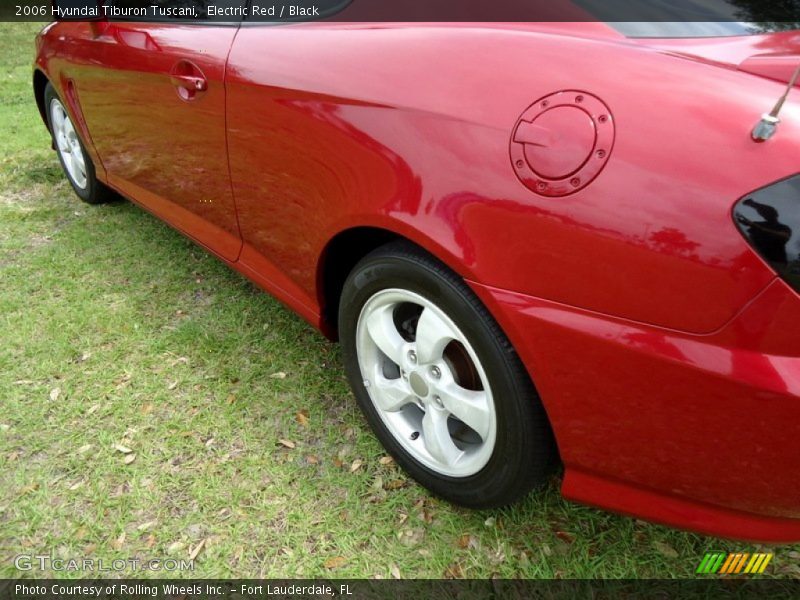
[510, 90, 615, 197]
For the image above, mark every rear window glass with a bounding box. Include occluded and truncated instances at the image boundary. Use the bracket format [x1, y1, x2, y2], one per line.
[606, 21, 800, 38]
[573, 0, 800, 37]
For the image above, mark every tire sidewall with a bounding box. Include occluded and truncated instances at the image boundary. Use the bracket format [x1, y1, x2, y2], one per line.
[340, 250, 548, 507]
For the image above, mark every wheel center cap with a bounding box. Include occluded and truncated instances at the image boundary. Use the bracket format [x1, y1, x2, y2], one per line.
[409, 372, 429, 398]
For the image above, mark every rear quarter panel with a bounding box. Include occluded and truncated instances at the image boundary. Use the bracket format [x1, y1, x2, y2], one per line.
[225, 23, 797, 335]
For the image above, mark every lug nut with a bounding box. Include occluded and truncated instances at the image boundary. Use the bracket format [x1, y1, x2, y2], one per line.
[408, 349, 417, 364]
[430, 366, 441, 379]
[433, 395, 444, 409]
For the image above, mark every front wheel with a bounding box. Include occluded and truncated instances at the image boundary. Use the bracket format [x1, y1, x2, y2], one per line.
[339, 241, 557, 508]
[45, 82, 115, 204]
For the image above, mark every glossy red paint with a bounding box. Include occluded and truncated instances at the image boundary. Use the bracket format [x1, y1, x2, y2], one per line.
[34, 20, 800, 540]
[42, 21, 242, 260]
[470, 277, 800, 541]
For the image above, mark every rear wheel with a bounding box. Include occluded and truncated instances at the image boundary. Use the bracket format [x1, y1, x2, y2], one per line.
[339, 241, 557, 508]
[45, 82, 114, 204]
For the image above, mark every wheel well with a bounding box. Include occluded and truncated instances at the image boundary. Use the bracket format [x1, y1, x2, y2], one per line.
[318, 227, 406, 340]
[33, 70, 49, 130]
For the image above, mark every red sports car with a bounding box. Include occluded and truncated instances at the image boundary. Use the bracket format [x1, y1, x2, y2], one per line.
[33, 9, 800, 541]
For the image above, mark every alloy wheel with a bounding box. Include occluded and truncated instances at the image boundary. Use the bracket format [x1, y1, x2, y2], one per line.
[355, 288, 497, 477]
[50, 99, 87, 190]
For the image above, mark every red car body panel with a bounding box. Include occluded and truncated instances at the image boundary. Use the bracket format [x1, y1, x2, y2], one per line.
[225, 23, 792, 334]
[644, 29, 800, 81]
[43, 22, 243, 260]
[472, 277, 800, 540]
[34, 19, 800, 540]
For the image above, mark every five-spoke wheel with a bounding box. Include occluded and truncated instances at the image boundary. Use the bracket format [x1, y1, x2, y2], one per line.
[44, 82, 115, 204]
[357, 289, 496, 477]
[50, 98, 88, 190]
[340, 241, 557, 508]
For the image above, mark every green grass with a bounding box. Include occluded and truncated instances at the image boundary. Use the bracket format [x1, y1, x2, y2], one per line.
[1, 22, 799, 580]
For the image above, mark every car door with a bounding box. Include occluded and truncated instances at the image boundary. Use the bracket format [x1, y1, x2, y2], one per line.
[63, 3, 244, 261]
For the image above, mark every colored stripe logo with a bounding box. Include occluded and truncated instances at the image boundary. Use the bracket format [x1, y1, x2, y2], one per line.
[696, 552, 773, 574]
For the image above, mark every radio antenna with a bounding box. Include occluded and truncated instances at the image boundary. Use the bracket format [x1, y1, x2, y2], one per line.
[752, 62, 800, 142]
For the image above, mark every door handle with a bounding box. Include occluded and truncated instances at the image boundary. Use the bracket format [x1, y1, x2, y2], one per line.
[170, 74, 207, 92]
[170, 61, 208, 100]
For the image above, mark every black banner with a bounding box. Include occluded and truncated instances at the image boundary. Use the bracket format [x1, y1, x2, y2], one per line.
[3, 0, 800, 23]
[3, 580, 800, 600]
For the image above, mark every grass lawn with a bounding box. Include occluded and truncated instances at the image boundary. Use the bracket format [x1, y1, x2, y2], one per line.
[1, 22, 799, 580]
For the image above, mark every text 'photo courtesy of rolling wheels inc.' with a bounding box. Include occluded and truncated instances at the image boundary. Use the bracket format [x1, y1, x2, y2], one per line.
[2, 0, 800, 598]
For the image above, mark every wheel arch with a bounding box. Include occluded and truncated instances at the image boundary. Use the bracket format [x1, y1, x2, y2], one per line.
[317, 224, 481, 341]
[33, 69, 50, 131]
[317, 226, 404, 340]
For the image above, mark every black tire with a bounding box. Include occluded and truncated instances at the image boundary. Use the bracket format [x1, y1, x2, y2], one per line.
[44, 82, 115, 205]
[339, 241, 557, 508]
